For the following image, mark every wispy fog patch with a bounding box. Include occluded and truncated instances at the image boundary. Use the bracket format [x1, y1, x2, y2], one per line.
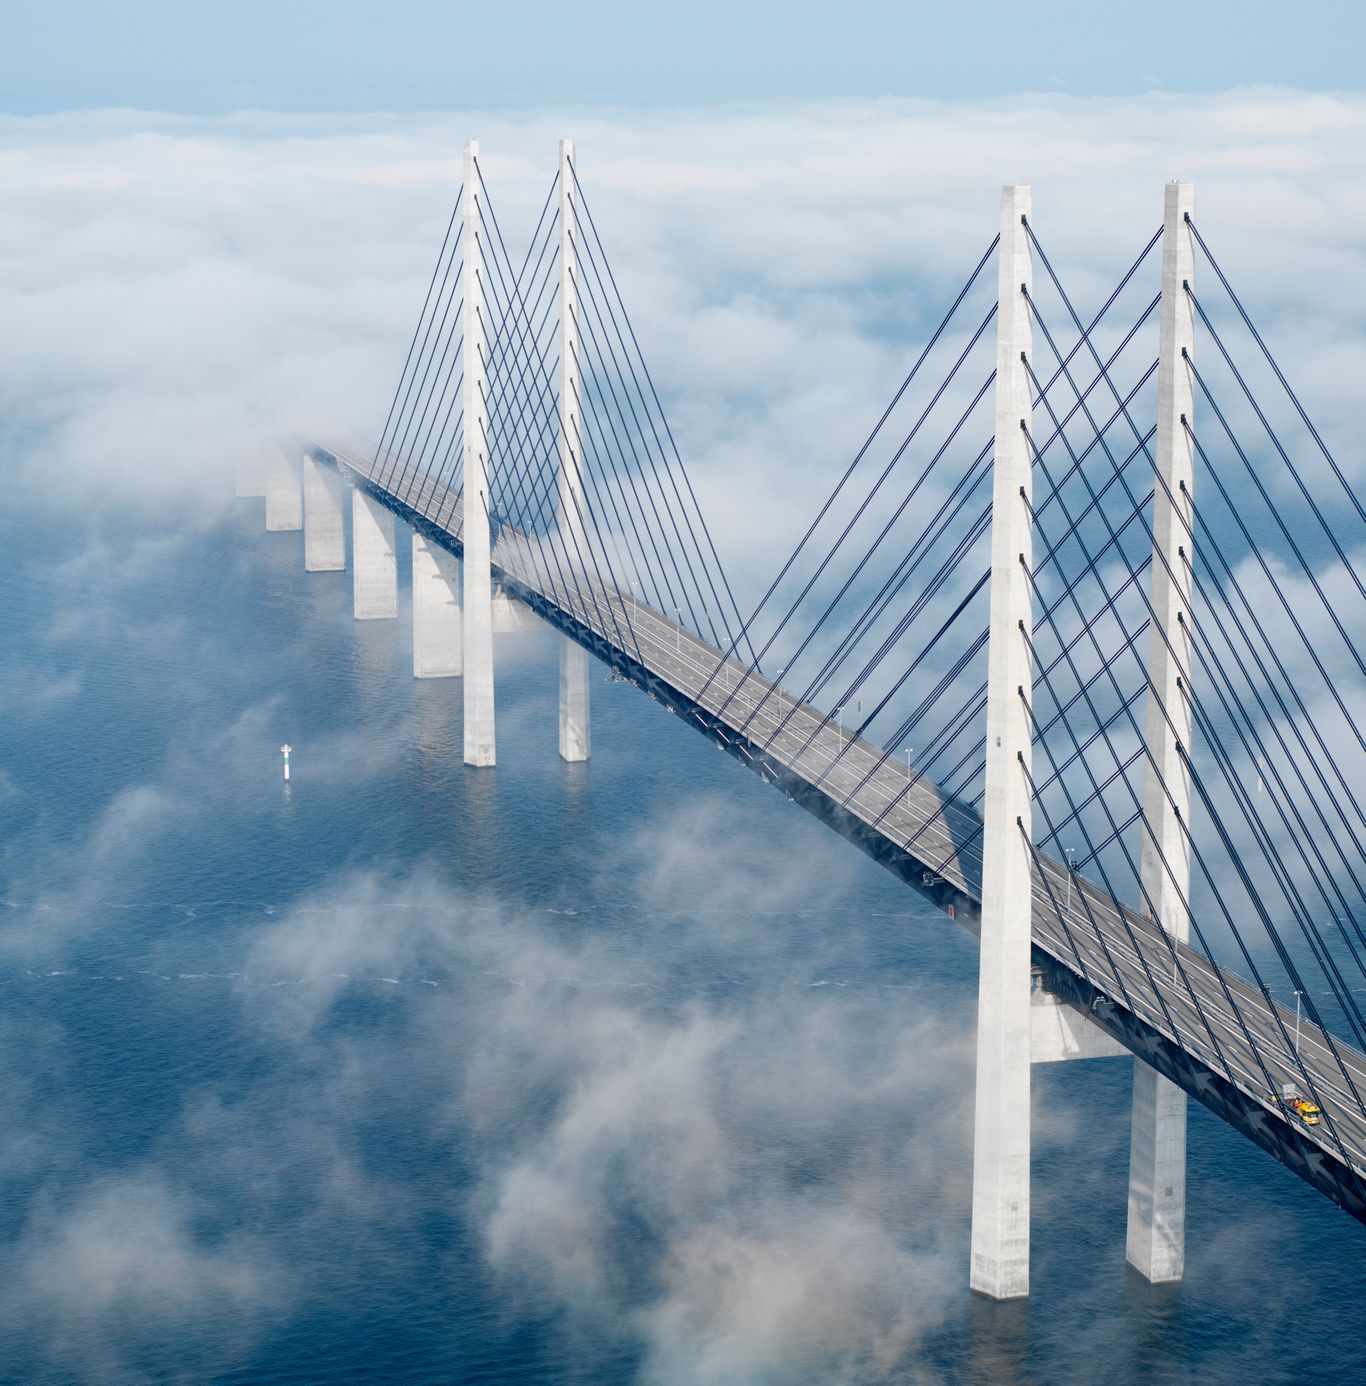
[0, 770, 187, 960]
[616, 790, 863, 945]
[0, 782, 189, 958]
[0, 1013, 72, 1188]
[0, 662, 81, 716]
[641, 1207, 946, 1386]
[239, 868, 456, 1033]
[213, 787, 972, 1381]
[3, 1170, 288, 1383]
[466, 956, 971, 1382]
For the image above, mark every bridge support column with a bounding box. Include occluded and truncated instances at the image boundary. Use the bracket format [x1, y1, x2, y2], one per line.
[970, 184, 1034, 1301]
[412, 532, 462, 677]
[558, 138, 590, 762]
[353, 489, 397, 619]
[461, 138, 496, 766]
[236, 448, 267, 498]
[265, 449, 302, 532]
[303, 456, 345, 571]
[1031, 973, 1128, 1063]
[1127, 180, 1195, 1285]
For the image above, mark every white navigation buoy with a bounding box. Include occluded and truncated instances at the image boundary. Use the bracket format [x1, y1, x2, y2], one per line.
[281, 744, 292, 782]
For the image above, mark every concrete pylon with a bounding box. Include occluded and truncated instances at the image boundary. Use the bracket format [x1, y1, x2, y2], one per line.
[412, 531, 462, 677]
[353, 489, 398, 619]
[235, 447, 267, 498]
[265, 449, 302, 532]
[970, 184, 1035, 1301]
[303, 457, 345, 571]
[1127, 181, 1195, 1284]
[558, 138, 590, 762]
[461, 138, 496, 766]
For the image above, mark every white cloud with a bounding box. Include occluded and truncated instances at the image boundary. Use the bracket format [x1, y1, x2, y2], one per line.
[2, 90, 1363, 575]
[2, 1170, 287, 1382]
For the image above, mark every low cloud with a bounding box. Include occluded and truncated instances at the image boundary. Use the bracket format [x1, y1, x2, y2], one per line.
[0, 781, 973, 1381]
[4, 1172, 287, 1383]
[3, 91, 1363, 598]
[470, 964, 971, 1383]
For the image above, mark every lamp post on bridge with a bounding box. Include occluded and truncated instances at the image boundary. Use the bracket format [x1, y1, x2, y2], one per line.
[1065, 846, 1076, 913]
[674, 607, 682, 654]
[1294, 989, 1304, 1062]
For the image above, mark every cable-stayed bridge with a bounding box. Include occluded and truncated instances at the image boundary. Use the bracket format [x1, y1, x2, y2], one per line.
[244, 138, 1366, 1300]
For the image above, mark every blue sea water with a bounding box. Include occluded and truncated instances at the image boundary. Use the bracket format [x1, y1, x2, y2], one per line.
[0, 492, 1361, 1384]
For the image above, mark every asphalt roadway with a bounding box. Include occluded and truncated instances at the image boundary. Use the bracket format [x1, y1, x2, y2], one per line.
[329, 444, 1366, 1186]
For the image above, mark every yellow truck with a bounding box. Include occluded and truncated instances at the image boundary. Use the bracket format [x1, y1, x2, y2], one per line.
[1273, 1083, 1322, 1127]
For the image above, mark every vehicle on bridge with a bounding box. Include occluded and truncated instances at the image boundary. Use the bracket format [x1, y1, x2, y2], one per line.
[1274, 1084, 1322, 1127]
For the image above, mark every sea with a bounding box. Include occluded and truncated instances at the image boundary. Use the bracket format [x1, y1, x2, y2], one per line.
[0, 490, 1361, 1384]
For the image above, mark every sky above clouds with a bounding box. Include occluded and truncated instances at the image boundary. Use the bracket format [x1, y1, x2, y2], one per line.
[4, 1, 1364, 112]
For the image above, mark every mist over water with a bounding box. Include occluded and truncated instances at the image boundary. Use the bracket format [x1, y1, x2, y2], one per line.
[0, 487, 1360, 1384]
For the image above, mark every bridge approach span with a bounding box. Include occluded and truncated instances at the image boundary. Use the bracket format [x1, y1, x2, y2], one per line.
[312, 437, 1366, 1224]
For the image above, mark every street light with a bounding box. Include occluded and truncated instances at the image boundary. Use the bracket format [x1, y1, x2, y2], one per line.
[674, 607, 682, 654]
[903, 746, 913, 776]
[835, 705, 844, 749]
[1064, 846, 1076, 913]
[1294, 989, 1303, 1059]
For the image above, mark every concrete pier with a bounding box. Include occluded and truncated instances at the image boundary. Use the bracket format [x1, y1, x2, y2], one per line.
[1128, 181, 1196, 1285]
[235, 449, 267, 498]
[265, 449, 302, 532]
[303, 457, 345, 571]
[1031, 981, 1129, 1063]
[557, 137, 590, 762]
[412, 532, 462, 678]
[970, 184, 1035, 1301]
[353, 489, 397, 619]
[461, 138, 496, 766]
[492, 592, 539, 633]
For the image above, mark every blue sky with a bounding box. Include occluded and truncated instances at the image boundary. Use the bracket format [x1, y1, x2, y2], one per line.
[4, 0, 1363, 113]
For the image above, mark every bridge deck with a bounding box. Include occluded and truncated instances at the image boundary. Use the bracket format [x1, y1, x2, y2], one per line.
[319, 442, 1366, 1218]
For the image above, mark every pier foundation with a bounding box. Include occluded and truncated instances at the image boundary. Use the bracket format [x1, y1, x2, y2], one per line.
[353, 489, 397, 619]
[265, 450, 302, 532]
[303, 457, 345, 572]
[413, 532, 462, 679]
